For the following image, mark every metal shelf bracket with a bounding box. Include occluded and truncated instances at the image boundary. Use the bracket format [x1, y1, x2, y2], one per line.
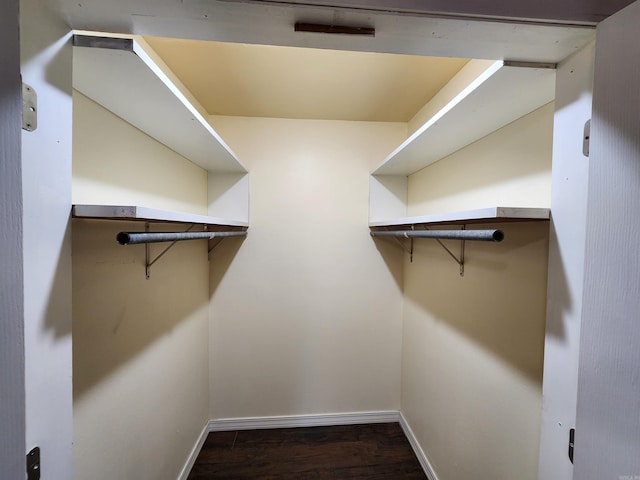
[370, 225, 503, 277]
[386, 226, 414, 261]
[145, 223, 195, 279]
[118, 224, 246, 279]
[430, 225, 466, 277]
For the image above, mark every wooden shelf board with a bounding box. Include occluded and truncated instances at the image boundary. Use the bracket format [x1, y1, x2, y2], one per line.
[73, 34, 246, 174]
[369, 206, 550, 228]
[72, 204, 249, 228]
[373, 62, 556, 176]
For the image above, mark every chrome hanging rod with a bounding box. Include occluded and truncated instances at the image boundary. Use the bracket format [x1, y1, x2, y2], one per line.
[370, 229, 504, 242]
[117, 230, 247, 246]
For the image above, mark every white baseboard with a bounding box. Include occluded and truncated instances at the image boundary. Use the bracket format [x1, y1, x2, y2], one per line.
[208, 410, 400, 432]
[399, 412, 439, 480]
[181, 411, 436, 480]
[177, 421, 209, 480]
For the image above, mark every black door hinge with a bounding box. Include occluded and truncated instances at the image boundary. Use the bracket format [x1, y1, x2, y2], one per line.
[568, 428, 575, 464]
[26, 446, 40, 480]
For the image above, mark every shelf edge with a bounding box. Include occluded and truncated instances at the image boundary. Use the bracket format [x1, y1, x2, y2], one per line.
[369, 206, 550, 227]
[72, 204, 249, 228]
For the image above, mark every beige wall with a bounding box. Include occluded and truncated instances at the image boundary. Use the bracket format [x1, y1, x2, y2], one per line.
[207, 116, 406, 419]
[408, 103, 554, 216]
[72, 93, 210, 479]
[72, 90, 208, 215]
[71, 80, 549, 479]
[401, 107, 551, 480]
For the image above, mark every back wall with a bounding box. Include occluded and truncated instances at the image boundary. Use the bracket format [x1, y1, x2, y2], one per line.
[208, 116, 406, 419]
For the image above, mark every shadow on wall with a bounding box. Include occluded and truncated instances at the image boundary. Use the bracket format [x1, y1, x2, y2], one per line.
[72, 219, 215, 400]
[370, 233, 405, 292]
[403, 221, 551, 384]
[543, 212, 572, 340]
[40, 216, 73, 339]
[209, 233, 247, 299]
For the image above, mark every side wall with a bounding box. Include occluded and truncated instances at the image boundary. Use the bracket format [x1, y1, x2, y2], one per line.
[73, 91, 208, 214]
[538, 42, 594, 480]
[208, 116, 406, 420]
[407, 103, 554, 216]
[0, 0, 25, 476]
[20, 1, 74, 477]
[401, 107, 552, 480]
[72, 92, 210, 479]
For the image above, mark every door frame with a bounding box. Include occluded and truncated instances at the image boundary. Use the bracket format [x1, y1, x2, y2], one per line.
[0, 0, 26, 477]
[574, 1, 640, 477]
[4, 1, 638, 479]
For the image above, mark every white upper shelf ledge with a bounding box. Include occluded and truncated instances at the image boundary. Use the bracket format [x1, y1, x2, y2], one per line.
[369, 206, 550, 228]
[72, 204, 249, 228]
[373, 60, 556, 176]
[72, 33, 246, 174]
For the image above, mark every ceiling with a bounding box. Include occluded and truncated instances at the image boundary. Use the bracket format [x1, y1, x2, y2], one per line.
[217, 0, 635, 24]
[56, 0, 598, 65]
[145, 36, 468, 122]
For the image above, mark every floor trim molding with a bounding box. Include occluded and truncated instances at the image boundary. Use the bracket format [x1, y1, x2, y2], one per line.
[208, 411, 400, 432]
[399, 412, 439, 480]
[181, 412, 438, 480]
[177, 421, 210, 480]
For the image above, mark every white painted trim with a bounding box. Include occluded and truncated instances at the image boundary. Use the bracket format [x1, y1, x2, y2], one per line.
[72, 204, 249, 227]
[537, 41, 593, 480]
[208, 411, 400, 432]
[190, 412, 435, 479]
[399, 413, 440, 480]
[21, 4, 74, 477]
[177, 422, 210, 480]
[369, 206, 550, 228]
[73, 34, 246, 174]
[373, 63, 555, 176]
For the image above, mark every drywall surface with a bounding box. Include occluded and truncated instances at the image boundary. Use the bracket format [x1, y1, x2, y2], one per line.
[401, 221, 549, 480]
[402, 104, 552, 479]
[72, 90, 207, 215]
[20, 1, 74, 477]
[0, 0, 24, 476]
[72, 90, 211, 478]
[72, 220, 210, 480]
[538, 42, 594, 480]
[207, 116, 406, 419]
[407, 103, 554, 216]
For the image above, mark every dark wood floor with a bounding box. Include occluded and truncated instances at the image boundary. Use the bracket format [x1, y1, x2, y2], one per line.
[187, 422, 427, 480]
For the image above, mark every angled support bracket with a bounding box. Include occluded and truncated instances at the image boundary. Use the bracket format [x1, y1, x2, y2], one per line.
[421, 225, 466, 276]
[386, 226, 414, 262]
[371, 224, 500, 276]
[207, 232, 225, 256]
[145, 223, 194, 279]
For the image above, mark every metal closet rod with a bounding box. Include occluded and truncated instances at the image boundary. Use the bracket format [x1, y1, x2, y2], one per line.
[370, 229, 504, 242]
[117, 230, 247, 245]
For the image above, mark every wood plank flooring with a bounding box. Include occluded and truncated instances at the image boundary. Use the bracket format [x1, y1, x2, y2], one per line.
[187, 423, 427, 479]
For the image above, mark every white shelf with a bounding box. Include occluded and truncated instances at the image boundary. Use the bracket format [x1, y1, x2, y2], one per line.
[72, 204, 249, 228]
[373, 61, 556, 176]
[73, 34, 246, 174]
[369, 206, 550, 228]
